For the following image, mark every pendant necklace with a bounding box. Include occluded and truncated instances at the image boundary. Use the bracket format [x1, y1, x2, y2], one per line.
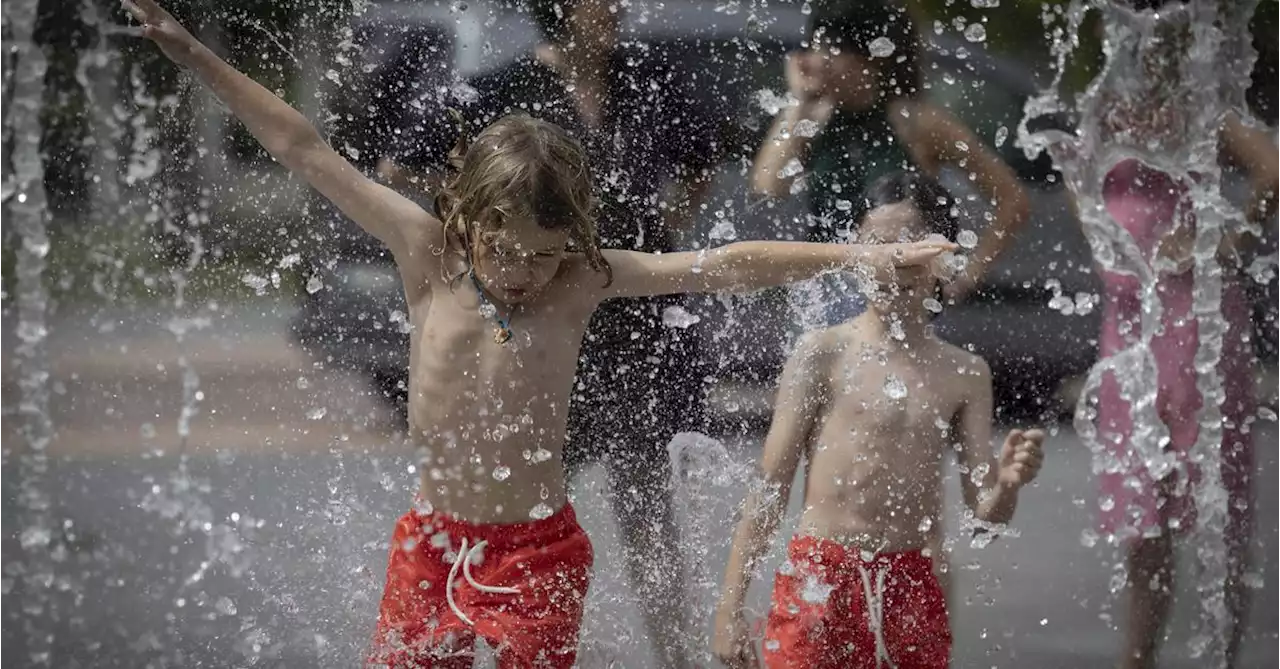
[470, 271, 515, 345]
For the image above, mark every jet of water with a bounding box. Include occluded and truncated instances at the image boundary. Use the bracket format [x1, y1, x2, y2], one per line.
[4, 0, 58, 664]
[1018, 1, 1266, 664]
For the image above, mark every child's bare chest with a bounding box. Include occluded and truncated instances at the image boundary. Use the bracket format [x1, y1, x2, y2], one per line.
[406, 292, 588, 430]
[829, 356, 959, 430]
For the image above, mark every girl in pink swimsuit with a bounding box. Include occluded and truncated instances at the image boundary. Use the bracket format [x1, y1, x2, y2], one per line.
[1094, 122, 1275, 668]
[1095, 157, 1255, 544]
[1075, 6, 1276, 669]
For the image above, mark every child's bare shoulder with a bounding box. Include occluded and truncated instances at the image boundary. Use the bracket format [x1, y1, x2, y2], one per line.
[930, 338, 992, 388]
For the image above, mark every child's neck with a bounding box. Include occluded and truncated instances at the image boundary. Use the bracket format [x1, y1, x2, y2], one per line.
[865, 302, 932, 346]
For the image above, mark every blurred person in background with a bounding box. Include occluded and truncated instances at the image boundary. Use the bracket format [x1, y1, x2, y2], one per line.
[748, 0, 1030, 612]
[750, 0, 1029, 318]
[379, 1, 730, 665]
[1080, 2, 1279, 667]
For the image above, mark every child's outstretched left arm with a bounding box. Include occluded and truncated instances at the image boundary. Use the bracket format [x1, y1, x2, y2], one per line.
[597, 238, 955, 300]
[954, 359, 1045, 525]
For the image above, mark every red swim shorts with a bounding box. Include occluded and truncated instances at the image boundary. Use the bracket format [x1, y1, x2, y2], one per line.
[763, 536, 950, 669]
[368, 503, 593, 668]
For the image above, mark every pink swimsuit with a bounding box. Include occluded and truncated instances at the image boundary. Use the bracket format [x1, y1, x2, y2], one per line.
[1095, 158, 1255, 542]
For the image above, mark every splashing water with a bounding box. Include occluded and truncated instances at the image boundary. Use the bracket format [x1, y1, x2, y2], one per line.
[4, 1, 60, 665]
[1019, 1, 1266, 664]
[666, 432, 766, 665]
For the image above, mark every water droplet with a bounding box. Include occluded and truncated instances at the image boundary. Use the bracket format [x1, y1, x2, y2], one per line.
[530, 448, 552, 464]
[918, 517, 934, 532]
[305, 275, 324, 294]
[923, 297, 944, 313]
[969, 462, 990, 486]
[1257, 407, 1276, 422]
[307, 407, 327, 420]
[764, 639, 781, 651]
[868, 36, 896, 58]
[970, 0, 1000, 7]
[662, 305, 701, 329]
[241, 273, 269, 293]
[528, 503, 553, 520]
[994, 125, 1009, 147]
[957, 229, 979, 249]
[215, 596, 237, 616]
[492, 466, 511, 482]
[1080, 528, 1099, 547]
[478, 302, 497, 319]
[799, 575, 834, 603]
[1099, 496, 1116, 512]
[20, 526, 51, 549]
[779, 157, 805, 178]
[964, 23, 987, 43]
[794, 118, 821, 138]
[883, 375, 908, 400]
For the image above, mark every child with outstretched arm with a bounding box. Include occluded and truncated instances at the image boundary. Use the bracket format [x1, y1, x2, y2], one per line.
[123, 2, 956, 665]
[713, 172, 1045, 669]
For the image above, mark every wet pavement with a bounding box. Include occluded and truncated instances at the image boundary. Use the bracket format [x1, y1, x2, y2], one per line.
[2, 301, 1277, 667]
[1, 425, 1276, 668]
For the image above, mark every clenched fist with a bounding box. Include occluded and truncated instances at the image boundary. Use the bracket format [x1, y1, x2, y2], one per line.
[997, 428, 1045, 488]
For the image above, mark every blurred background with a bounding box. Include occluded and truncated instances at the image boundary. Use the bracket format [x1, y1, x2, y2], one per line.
[2, 0, 1278, 667]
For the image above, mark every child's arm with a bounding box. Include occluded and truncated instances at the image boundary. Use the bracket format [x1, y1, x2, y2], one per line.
[599, 238, 955, 299]
[953, 359, 1045, 526]
[911, 103, 1031, 302]
[124, 0, 438, 268]
[712, 336, 826, 668]
[1220, 112, 1279, 226]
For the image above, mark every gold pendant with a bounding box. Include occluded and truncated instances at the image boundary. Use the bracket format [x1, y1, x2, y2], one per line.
[494, 327, 512, 345]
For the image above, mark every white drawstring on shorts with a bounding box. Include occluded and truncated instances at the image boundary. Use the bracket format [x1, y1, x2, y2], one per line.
[444, 537, 521, 626]
[857, 563, 898, 669]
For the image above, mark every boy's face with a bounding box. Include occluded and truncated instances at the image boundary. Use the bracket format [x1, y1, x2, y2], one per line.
[472, 217, 570, 305]
[859, 202, 954, 301]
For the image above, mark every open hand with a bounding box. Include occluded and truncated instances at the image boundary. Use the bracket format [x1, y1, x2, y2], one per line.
[784, 52, 835, 124]
[786, 51, 827, 102]
[711, 609, 759, 669]
[997, 428, 1045, 488]
[122, 0, 200, 65]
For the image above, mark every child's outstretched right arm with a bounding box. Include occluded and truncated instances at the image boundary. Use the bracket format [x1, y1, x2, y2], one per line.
[123, 0, 437, 266]
[712, 335, 826, 669]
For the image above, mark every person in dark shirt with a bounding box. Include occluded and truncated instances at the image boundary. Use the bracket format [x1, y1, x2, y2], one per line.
[383, 2, 728, 665]
[751, 0, 1029, 327]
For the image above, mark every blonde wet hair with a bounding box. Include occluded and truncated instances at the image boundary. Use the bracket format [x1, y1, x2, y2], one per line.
[434, 112, 612, 287]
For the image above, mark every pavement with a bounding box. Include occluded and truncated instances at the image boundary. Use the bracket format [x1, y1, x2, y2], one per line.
[2, 299, 1278, 668]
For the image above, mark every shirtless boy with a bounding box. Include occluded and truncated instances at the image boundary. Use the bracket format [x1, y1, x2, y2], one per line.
[713, 171, 1045, 669]
[124, 2, 955, 666]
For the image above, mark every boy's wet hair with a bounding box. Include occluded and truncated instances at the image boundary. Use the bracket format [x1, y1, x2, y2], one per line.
[805, 0, 922, 101]
[865, 171, 960, 243]
[434, 112, 612, 286]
